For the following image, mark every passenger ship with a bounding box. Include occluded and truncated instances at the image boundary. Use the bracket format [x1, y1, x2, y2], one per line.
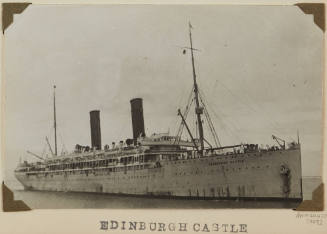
[15, 24, 303, 201]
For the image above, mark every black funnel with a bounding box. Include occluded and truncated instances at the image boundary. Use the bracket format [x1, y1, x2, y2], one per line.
[90, 110, 101, 150]
[130, 98, 145, 144]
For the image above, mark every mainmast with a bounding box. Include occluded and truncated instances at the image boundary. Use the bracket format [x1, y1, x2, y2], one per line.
[188, 22, 204, 153]
[53, 85, 57, 156]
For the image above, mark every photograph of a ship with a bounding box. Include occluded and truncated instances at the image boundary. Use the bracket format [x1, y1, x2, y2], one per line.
[3, 5, 323, 209]
[14, 24, 304, 202]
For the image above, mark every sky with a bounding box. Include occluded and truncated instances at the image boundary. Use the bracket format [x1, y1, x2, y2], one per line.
[2, 4, 323, 179]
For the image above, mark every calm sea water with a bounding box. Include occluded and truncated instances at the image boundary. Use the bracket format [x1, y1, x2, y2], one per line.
[7, 177, 320, 209]
[13, 190, 302, 209]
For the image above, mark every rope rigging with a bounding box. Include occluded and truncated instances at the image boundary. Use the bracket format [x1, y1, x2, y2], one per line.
[174, 22, 271, 149]
[199, 93, 221, 148]
[174, 83, 223, 149]
[211, 79, 284, 135]
[174, 86, 195, 145]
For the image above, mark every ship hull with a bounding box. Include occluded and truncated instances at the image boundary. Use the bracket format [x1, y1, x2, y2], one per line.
[15, 148, 303, 201]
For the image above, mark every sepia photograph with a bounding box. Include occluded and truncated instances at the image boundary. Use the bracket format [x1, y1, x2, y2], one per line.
[1, 3, 324, 211]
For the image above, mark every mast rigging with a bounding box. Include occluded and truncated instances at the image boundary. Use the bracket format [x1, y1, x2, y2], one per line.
[188, 22, 205, 154]
[198, 90, 221, 148]
[175, 23, 222, 152]
[178, 109, 198, 151]
[174, 87, 194, 146]
[26, 151, 44, 161]
[46, 136, 54, 156]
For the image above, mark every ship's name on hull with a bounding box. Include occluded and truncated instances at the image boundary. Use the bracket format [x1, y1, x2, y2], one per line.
[100, 220, 247, 233]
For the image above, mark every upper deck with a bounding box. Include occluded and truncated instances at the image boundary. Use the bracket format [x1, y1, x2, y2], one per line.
[15, 134, 300, 175]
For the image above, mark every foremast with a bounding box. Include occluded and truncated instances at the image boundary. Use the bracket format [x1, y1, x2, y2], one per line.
[188, 22, 204, 154]
[53, 85, 58, 156]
